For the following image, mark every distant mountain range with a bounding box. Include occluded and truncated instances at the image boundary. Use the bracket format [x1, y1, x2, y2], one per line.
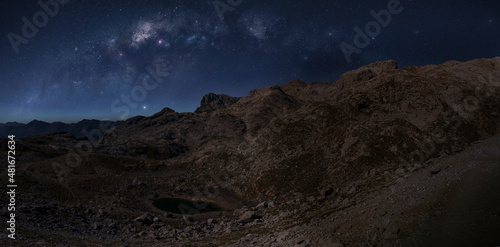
[0, 122, 24, 127]
[0, 119, 120, 138]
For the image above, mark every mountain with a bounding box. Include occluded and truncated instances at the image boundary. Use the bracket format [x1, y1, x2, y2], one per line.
[0, 119, 120, 138]
[194, 93, 240, 113]
[103, 58, 500, 188]
[3, 57, 500, 246]
[0, 121, 24, 127]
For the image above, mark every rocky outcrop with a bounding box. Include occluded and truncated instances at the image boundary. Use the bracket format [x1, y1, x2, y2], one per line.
[101, 57, 500, 198]
[194, 93, 240, 113]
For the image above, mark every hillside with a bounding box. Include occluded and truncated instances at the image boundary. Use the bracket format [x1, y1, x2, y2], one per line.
[1, 57, 499, 246]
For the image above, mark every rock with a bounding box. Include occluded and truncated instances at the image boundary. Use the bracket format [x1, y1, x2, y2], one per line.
[321, 186, 335, 198]
[135, 213, 154, 226]
[430, 167, 441, 175]
[92, 222, 101, 230]
[195, 93, 240, 113]
[136, 231, 147, 238]
[98, 208, 105, 216]
[183, 216, 194, 222]
[294, 239, 311, 247]
[347, 186, 357, 194]
[276, 230, 289, 242]
[256, 202, 267, 210]
[239, 211, 258, 224]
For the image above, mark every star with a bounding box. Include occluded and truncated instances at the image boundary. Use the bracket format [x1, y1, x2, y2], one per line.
[0, 0, 498, 123]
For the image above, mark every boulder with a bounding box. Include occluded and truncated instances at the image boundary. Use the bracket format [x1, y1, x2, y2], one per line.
[239, 211, 258, 224]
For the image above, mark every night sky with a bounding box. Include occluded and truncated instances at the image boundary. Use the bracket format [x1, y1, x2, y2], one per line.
[1, 0, 499, 123]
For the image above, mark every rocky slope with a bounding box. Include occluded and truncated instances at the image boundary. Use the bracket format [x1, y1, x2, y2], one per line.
[102, 57, 500, 200]
[1, 57, 499, 246]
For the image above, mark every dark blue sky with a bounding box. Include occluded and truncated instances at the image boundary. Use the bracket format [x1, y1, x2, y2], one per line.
[1, 0, 499, 123]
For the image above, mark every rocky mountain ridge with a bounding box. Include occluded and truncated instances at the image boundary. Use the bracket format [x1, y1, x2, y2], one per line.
[2, 57, 499, 246]
[103, 57, 500, 199]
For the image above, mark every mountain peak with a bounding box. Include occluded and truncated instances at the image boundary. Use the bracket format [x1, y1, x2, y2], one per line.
[338, 60, 398, 84]
[27, 119, 48, 125]
[195, 93, 240, 113]
[284, 79, 307, 86]
[151, 107, 176, 118]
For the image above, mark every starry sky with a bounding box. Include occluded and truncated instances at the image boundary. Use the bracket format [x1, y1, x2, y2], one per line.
[0, 0, 499, 123]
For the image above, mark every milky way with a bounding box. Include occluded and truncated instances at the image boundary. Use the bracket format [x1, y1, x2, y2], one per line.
[1, 0, 499, 123]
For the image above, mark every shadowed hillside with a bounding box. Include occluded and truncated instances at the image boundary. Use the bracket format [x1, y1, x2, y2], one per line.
[1, 57, 499, 246]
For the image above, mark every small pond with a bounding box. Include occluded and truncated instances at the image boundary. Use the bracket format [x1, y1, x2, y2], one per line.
[153, 198, 223, 215]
